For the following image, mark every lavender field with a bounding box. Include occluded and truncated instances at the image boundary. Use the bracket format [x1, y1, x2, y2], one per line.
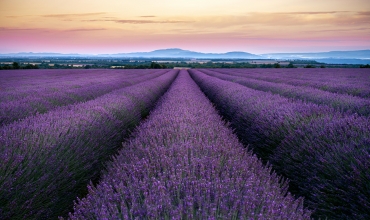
[0, 68, 369, 219]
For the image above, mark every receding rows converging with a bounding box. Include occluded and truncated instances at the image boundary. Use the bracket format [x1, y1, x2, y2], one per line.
[0, 68, 369, 219]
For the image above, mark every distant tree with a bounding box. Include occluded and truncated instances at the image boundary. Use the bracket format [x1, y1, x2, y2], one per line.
[23, 64, 39, 69]
[304, 64, 315, 68]
[84, 65, 91, 69]
[3, 65, 12, 70]
[12, 62, 20, 69]
[273, 63, 281, 68]
[260, 64, 273, 68]
[320, 65, 326, 68]
[134, 64, 150, 69]
[150, 62, 159, 69]
[54, 64, 62, 69]
[286, 62, 295, 68]
[150, 62, 165, 69]
[221, 63, 232, 68]
[360, 64, 370, 68]
[123, 65, 134, 69]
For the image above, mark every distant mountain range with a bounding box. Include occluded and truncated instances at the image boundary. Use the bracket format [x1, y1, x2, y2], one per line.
[1, 48, 370, 64]
[0, 49, 261, 59]
[263, 50, 370, 59]
[263, 50, 370, 64]
[107, 48, 262, 59]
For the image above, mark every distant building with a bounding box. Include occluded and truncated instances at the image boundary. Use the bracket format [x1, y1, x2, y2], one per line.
[23, 62, 41, 65]
[211, 61, 234, 64]
[71, 64, 93, 68]
[156, 61, 180, 63]
[249, 60, 278, 64]
[186, 60, 210, 64]
[110, 66, 125, 69]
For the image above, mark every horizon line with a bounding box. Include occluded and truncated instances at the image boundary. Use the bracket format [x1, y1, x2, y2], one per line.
[1, 48, 370, 56]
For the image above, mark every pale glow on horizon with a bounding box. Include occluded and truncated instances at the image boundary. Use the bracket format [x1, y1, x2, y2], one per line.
[0, 0, 369, 54]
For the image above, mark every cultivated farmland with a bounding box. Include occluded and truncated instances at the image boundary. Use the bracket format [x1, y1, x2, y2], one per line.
[0, 68, 369, 219]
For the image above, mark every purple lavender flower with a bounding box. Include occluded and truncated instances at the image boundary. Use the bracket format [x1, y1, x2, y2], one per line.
[0, 69, 169, 126]
[189, 69, 370, 219]
[69, 70, 311, 219]
[198, 69, 370, 116]
[0, 70, 178, 219]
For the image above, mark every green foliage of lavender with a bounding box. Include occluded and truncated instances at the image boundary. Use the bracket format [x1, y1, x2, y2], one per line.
[0, 69, 168, 126]
[0, 70, 178, 219]
[189, 69, 370, 219]
[69, 71, 311, 219]
[199, 69, 370, 116]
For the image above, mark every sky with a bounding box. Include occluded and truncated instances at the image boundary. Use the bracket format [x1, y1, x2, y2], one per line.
[0, 0, 370, 54]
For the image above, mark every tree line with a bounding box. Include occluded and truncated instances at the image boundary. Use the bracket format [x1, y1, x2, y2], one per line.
[0, 62, 39, 70]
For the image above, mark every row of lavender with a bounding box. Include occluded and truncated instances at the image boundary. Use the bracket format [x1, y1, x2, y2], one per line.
[198, 69, 370, 116]
[189, 69, 370, 219]
[0, 69, 168, 126]
[210, 68, 370, 99]
[0, 70, 178, 219]
[0, 69, 146, 102]
[68, 71, 311, 219]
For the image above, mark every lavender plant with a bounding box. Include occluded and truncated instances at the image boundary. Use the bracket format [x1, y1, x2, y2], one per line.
[199, 69, 370, 116]
[210, 68, 370, 98]
[0, 70, 178, 219]
[190, 69, 333, 161]
[68, 71, 311, 219]
[189, 69, 370, 219]
[271, 114, 370, 219]
[0, 69, 169, 126]
[0, 69, 143, 103]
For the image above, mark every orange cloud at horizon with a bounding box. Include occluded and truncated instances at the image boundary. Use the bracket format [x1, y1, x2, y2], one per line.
[0, 0, 369, 54]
